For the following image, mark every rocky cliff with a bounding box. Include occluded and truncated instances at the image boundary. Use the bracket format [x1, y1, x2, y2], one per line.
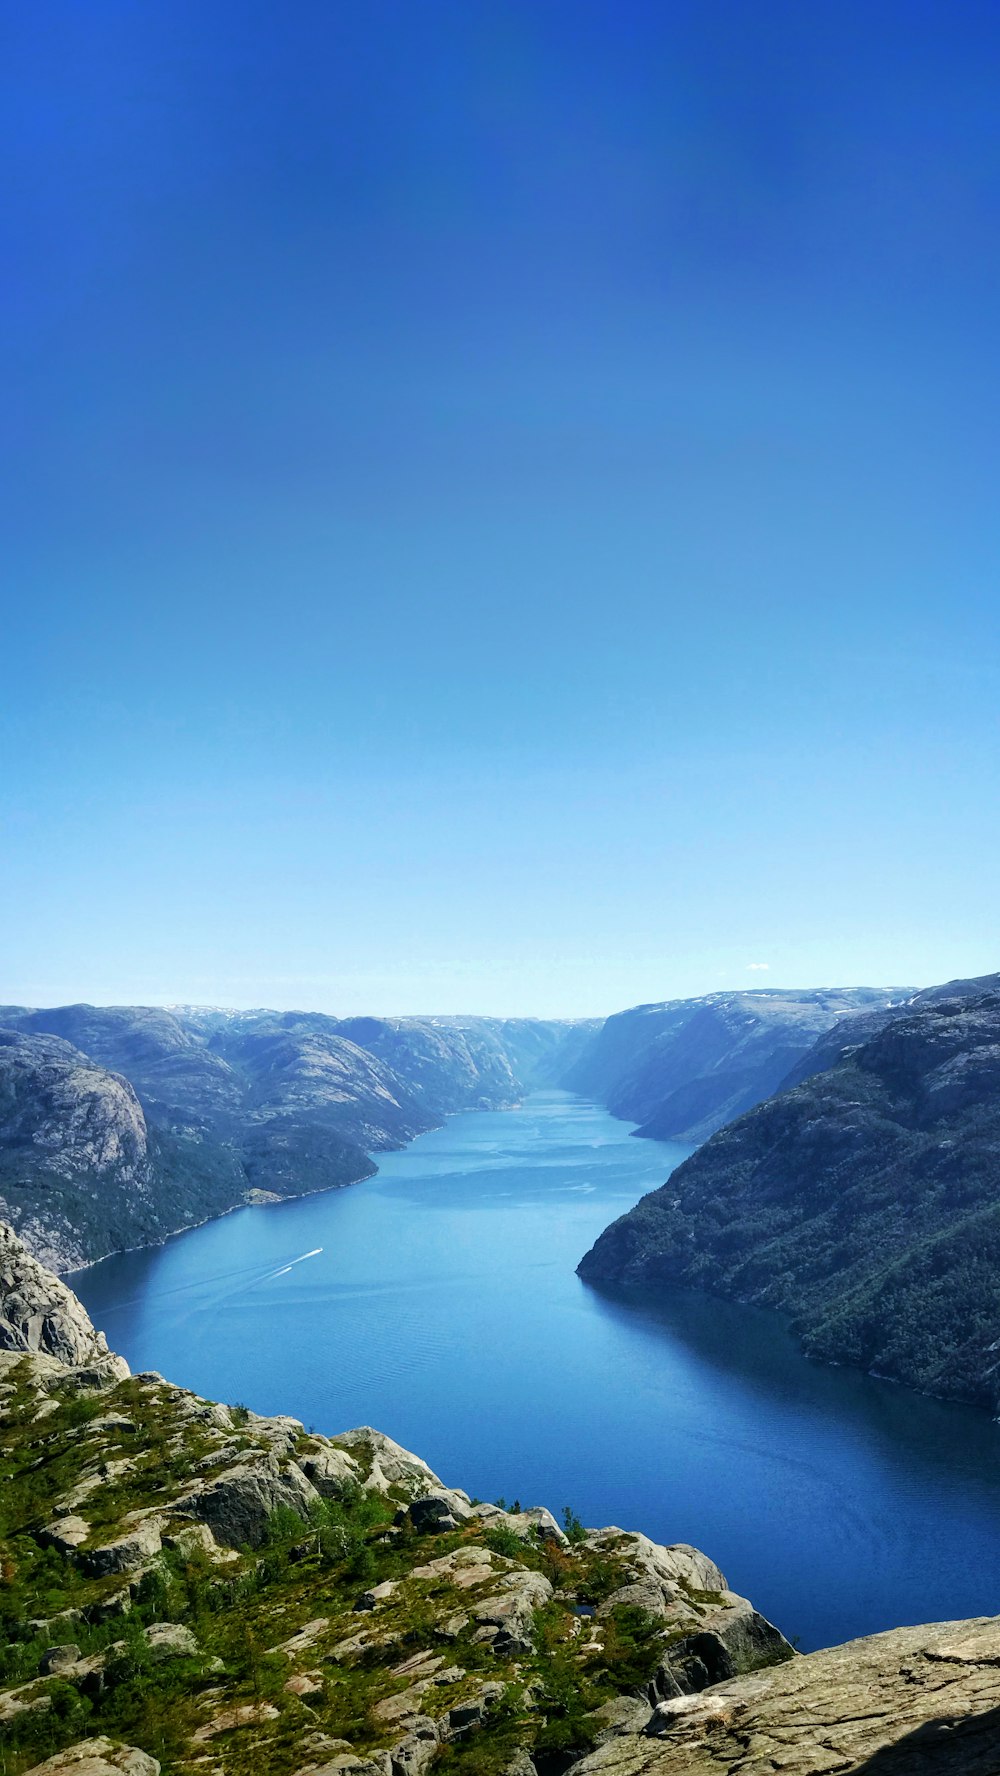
[0, 1007, 592, 1271]
[579, 985, 1000, 1409]
[564, 988, 900, 1144]
[3, 1222, 999, 1776]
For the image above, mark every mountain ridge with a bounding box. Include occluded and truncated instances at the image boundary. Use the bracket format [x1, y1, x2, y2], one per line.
[578, 975, 1000, 1410]
[0, 1006, 594, 1272]
[564, 986, 903, 1143]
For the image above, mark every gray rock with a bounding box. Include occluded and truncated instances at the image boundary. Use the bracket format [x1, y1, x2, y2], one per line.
[38, 1644, 81, 1675]
[590, 1698, 654, 1743]
[445, 1684, 506, 1735]
[0, 1221, 128, 1373]
[179, 1452, 320, 1547]
[567, 1615, 1000, 1776]
[389, 1716, 439, 1776]
[406, 1492, 473, 1534]
[302, 1757, 392, 1776]
[38, 1515, 90, 1555]
[143, 1623, 199, 1662]
[330, 1426, 444, 1496]
[473, 1570, 553, 1653]
[21, 1739, 159, 1776]
[79, 1519, 164, 1577]
[298, 1443, 361, 1497]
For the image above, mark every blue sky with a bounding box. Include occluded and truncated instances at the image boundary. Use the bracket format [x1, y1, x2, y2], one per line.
[2, 0, 999, 1016]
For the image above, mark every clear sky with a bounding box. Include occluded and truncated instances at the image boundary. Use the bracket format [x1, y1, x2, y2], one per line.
[3, 0, 999, 1017]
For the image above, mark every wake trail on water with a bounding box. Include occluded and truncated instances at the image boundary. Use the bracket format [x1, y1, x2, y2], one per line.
[265, 1247, 324, 1279]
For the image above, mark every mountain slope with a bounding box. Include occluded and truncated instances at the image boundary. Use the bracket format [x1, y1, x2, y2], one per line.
[778, 969, 1000, 1092]
[579, 987, 1000, 1408]
[0, 1221, 792, 1776]
[564, 987, 901, 1143]
[0, 1006, 591, 1270]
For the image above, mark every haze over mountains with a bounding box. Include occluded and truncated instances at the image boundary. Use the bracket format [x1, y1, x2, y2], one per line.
[563, 987, 902, 1143]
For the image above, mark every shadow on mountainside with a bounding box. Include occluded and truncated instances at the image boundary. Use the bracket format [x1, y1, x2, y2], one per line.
[852, 1703, 1000, 1772]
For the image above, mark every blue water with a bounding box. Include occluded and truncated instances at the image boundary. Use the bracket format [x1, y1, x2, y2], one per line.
[72, 1091, 1000, 1653]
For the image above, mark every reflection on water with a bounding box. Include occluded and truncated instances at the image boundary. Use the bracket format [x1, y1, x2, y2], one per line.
[73, 1091, 1000, 1652]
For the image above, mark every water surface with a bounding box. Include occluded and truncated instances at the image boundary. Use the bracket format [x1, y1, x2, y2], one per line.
[73, 1091, 1000, 1651]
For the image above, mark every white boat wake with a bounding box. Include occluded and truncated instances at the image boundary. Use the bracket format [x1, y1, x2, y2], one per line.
[266, 1247, 324, 1279]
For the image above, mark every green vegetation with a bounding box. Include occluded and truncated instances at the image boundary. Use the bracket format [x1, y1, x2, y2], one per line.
[579, 992, 1000, 1411]
[0, 1342, 791, 1776]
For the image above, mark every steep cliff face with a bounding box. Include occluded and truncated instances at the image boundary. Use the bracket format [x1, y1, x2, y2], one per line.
[0, 1034, 163, 1273]
[3, 1224, 999, 1776]
[0, 1219, 128, 1373]
[564, 988, 900, 1144]
[579, 990, 1000, 1408]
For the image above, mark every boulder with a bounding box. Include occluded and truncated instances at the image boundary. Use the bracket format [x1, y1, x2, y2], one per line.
[38, 1515, 90, 1554]
[22, 1741, 159, 1776]
[390, 1716, 440, 1776]
[143, 1623, 199, 1662]
[38, 1643, 81, 1674]
[472, 1569, 553, 1653]
[444, 1684, 506, 1735]
[179, 1453, 320, 1547]
[79, 1519, 165, 1577]
[297, 1443, 361, 1497]
[330, 1427, 444, 1496]
[405, 1491, 473, 1534]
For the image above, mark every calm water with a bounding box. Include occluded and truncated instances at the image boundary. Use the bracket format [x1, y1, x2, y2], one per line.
[73, 1091, 1000, 1653]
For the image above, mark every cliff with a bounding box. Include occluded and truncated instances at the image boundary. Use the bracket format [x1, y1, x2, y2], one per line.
[3, 1222, 999, 1776]
[579, 986, 1000, 1409]
[563, 988, 900, 1144]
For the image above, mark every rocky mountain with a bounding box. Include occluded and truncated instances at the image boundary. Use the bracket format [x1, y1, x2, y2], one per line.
[579, 983, 1000, 1409]
[2, 1222, 998, 1776]
[0, 1006, 592, 1271]
[564, 987, 901, 1144]
[778, 969, 1000, 1092]
[0, 1220, 129, 1372]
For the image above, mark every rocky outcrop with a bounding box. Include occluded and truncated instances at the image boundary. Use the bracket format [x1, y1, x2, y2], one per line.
[23, 1741, 160, 1776]
[564, 988, 900, 1144]
[579, 987, 1000, 1409]
[569, 1615, 1000, 1775]
[0, 1219, 127, 1373]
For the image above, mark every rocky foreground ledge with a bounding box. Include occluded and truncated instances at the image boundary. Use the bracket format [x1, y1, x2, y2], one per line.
[2, 1224, 999, 1776]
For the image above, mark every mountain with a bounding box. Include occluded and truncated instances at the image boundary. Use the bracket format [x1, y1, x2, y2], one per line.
[778, 970, 1000, 1091]
[579, 980, 1000, 1409]
[3, 1220, 999, 1776]
[0, 1005, 592, 1270]
[564, 987, 902, 1143]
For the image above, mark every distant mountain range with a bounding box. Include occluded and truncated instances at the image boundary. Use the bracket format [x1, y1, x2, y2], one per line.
[579, 972, 1000, 1409]
[0, 1004, 594, 1270]
[563, 985, 905, 1142]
